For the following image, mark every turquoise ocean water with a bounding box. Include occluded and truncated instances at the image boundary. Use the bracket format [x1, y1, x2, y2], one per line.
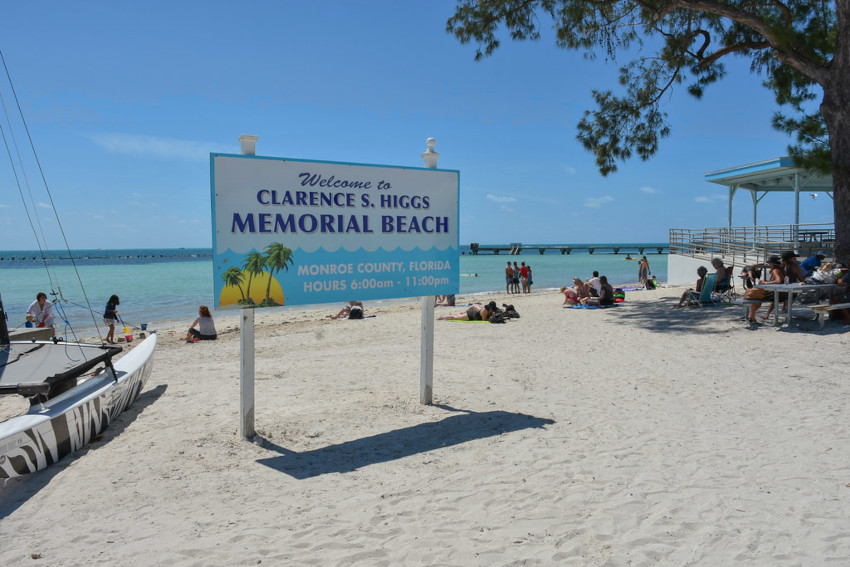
[1, 245, 666, 338]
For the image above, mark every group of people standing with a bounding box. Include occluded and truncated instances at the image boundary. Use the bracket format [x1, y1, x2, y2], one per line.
[505, 261, 533, 294]
[561, 270, 616, 307]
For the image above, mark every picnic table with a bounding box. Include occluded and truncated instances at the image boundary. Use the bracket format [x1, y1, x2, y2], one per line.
[754, 282, 845, 327]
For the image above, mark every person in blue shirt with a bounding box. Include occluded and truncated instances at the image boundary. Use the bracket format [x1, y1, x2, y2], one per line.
[800, 251, 826, 277]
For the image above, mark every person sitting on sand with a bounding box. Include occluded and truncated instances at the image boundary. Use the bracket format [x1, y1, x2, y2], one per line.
[185, 305, 218, 342]
[584, 271, 600, 297]
[674, 266, 708, 309]
[562, 278, 590, 305]
[438, 300, 498, 321]
[330, 301, 364, 320]
[435, 294, 456, 306]
[583, 276, 615, 306]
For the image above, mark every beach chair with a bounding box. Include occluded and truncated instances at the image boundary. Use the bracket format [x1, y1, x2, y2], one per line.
[687, 273, 717, 307]
[712, 266, 737, 303]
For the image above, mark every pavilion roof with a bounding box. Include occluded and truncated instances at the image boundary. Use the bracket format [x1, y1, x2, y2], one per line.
[705, 157, 833, 193]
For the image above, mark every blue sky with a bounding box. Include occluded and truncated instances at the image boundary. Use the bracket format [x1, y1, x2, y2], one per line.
[0, 1, 835, 250]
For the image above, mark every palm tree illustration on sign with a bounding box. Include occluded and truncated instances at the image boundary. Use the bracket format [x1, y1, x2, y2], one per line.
[259, 243, 294, 307]
[218, 243, 295, 307]
[241, 251, 267, 306]
[221, 267, 246, 301]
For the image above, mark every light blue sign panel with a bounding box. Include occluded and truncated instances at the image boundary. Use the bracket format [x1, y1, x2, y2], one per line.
[211, 154, 459, 309]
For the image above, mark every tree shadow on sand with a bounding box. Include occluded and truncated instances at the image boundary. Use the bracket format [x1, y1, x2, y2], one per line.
[256, 408, 554, 479]
[614, 291, 846, 334]
[0, 384, 168, 517]
[614, 292, 748, 334]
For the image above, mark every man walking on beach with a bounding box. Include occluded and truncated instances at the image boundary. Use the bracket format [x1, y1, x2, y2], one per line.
[505, 261, 514, 294]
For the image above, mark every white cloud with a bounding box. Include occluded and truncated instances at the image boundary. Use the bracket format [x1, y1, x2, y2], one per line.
[639, 185, 660, 194]
[486, 194, 517, 204]
[584, 195, 614, 208]
[563, 165, 577, 175]
[694, 193, 726, 204]
[38, 202, 51, 208]
[0, 203, 9, 208]
[89, 133, 232, 161]
[500, 205, 515, 213]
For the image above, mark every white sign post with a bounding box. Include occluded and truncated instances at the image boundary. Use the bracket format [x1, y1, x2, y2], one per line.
[238, 135, 258, 440]
[420, 139, 439, 405]
[211, 137, 458, 439]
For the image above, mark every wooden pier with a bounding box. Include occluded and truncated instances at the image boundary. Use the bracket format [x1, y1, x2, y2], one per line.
[467, 243, 668, 255]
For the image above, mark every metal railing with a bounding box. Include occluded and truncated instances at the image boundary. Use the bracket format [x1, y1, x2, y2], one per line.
[669, 223, 835, 266]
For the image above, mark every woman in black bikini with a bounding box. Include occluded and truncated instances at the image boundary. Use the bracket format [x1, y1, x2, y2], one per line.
[438, 301, 498, 321]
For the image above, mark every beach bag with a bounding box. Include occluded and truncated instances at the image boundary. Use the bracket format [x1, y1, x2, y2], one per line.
[501, 304, 521, 319]
[613, 288, 625, 303]
[743, 288, 769, 301]
[488, 307, 510, 323]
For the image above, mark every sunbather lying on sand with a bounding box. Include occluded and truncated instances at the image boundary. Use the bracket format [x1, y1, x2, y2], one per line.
[438, 301, 498, 321]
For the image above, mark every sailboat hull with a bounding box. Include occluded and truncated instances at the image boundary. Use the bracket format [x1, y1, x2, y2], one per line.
[0, 333, 157, 479]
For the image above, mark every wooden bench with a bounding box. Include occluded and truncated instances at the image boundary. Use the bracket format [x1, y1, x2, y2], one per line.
[809, 302, 850, 330]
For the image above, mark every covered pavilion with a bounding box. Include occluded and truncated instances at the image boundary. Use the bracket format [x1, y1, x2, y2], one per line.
[705, 156, 834, 227]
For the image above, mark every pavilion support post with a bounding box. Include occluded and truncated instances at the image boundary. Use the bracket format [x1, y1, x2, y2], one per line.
[793, 173, 801, 244]
[728, 185, 737, 228]
[751, 191, 758, 227]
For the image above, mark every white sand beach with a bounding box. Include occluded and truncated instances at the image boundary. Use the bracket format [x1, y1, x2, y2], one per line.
[2, 287, 849, 565]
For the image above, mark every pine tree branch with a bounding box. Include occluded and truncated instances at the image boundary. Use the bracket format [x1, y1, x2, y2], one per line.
[646, 0, 828, 84]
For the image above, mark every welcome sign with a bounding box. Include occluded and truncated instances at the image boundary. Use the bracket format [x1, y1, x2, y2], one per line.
[210, 154, 459, 309]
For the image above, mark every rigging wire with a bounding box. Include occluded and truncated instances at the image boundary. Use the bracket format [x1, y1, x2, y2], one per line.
[0, 50, 104, 341]
[0, 77, 57, 289]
